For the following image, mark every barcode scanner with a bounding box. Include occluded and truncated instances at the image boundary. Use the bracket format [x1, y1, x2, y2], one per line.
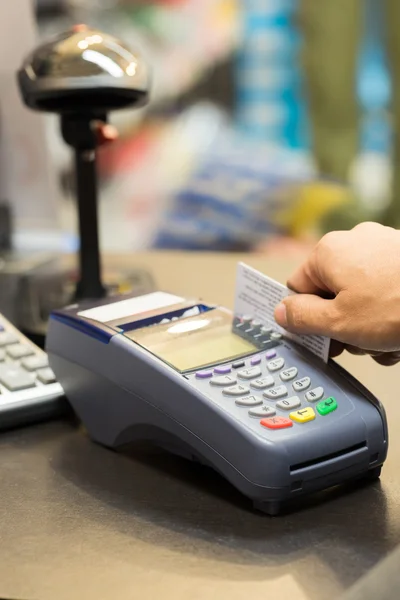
[17, 24, 150, 301]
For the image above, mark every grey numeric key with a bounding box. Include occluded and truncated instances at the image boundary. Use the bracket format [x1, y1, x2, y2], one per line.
[235, 395, 263, 407]
[293, 377, 311, 392]
[267, 358, 285, 372]
[250, 376, 274, 390]
[263, 385, 288, 399]
[280, 367, 298, 382]
[210, 375, 237, 387]
[276, 396, 301, 411]
[237, 367, 262, 380]
[0, 364, 36, 391]
[223, 384, 250, 397]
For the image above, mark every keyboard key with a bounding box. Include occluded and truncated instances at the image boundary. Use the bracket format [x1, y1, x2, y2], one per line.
[237, 367, 262, 380]
[250, 376, 274, 390]
[316, 397, 338, 416]
[37, 368, 56, 384]
[6, 344, 34, 360]
[290, 407, 316, 423]
[250, 355, 261, 366]
[270, 332, 282, 341]
[246, 321, 261, 336]
[267, 358, 285, 372]
[0, 349, 5, 362]
[248, 405, 276, 418]
[235, 395, 263, 407]
[261, 326, 272, 335]
[222, 384, 250, 397]
[293, 377, 311, 392]
[210, 375, 237, 387]
[262, 340, 276, 347]
[263, 385, 288, 400]
[21, 354, 49, 371]
[0, 332, 19, 347]
[265, 349, 276, 359]
[232, 360, 245, 369]
[0, 364, 36, 391]
[214, 365, 232, 374]
[261, 416, 293, 430]
[305, 387, 324, 402]
[280, 367, 298, 382]
[276, 396, 301, 411]
[242, 315, 253, 324]
[195, 370, 213, 379]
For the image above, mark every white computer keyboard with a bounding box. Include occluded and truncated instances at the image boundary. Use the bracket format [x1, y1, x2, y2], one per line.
[0, 313, 66, 430]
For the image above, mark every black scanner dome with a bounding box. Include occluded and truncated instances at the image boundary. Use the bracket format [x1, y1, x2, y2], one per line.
[18, 25, 150, 114]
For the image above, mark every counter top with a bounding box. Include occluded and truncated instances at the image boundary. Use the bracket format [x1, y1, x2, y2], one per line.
[1, 251, 400, 600]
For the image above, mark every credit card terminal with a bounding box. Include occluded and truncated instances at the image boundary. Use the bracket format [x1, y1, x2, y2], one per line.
[46, 291, 388, 515]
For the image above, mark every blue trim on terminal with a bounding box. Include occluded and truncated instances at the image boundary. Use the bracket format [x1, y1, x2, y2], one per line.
[50, 313, 117, 344]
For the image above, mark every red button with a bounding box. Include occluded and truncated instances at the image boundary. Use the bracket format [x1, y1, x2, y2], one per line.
[260, 416, 293, 430]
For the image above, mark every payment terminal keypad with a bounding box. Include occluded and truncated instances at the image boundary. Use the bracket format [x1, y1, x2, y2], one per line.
[188, 338, 350, 437]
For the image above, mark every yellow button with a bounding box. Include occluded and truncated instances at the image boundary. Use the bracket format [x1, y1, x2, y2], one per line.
[290, 407, 316, 423]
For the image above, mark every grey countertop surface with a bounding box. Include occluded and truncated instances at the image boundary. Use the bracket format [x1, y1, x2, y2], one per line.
[1, 252, 400, 600]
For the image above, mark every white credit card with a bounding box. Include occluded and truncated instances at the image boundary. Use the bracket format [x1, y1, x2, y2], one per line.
[234, 262, 330, 363]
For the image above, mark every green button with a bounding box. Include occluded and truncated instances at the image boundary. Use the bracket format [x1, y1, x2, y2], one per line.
[317, 397, 338, 416]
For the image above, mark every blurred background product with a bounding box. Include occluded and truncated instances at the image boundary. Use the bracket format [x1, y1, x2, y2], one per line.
[1, 0, 398, 292]
[298, 0, 398, 229]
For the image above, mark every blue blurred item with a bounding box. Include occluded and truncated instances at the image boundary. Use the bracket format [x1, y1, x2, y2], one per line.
[235, 0, 305, 149]
[358, 0, 391, 154]
[236, 0, 391, 156]
[152, 129, 344, 251]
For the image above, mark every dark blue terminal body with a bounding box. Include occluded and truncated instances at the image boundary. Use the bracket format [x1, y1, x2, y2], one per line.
[46, 291, 388, 515]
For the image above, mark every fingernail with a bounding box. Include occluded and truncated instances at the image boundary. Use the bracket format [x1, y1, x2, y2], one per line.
[274, 303, 287, 327]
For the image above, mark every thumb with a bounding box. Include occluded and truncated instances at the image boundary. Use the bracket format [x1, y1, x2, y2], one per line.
[274, 294, 339, 337]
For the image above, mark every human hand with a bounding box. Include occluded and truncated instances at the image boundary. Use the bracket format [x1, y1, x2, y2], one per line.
[274, 222, 400, 365]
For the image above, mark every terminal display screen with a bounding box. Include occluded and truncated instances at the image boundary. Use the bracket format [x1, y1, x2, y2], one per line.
[125, 308, 256, 371]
